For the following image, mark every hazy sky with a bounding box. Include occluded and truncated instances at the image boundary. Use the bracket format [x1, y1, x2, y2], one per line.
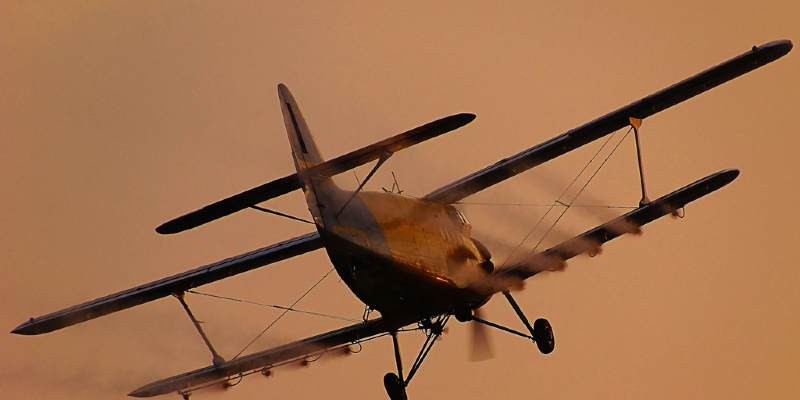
[3, 1, 799, 399]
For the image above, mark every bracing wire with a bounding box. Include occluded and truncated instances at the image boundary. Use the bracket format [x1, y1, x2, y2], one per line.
[527, 127, 634, 257]
[185, 290, 360, 323]
[232, 268, 337, 360]
[457, 202, 636, 209]
[499, 127, 629, 268]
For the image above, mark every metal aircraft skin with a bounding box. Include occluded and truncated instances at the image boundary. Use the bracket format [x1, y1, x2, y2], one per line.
[11, 40, 793, 400]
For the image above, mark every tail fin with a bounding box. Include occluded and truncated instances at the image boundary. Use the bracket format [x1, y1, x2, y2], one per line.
[278, 84, 341, 228]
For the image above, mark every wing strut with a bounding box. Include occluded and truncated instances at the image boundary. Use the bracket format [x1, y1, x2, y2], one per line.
[630, 117, 650, 206]
[12, 231, 324, 336]
[173, 292, 225, 367]
[423, 40, 792, 205]
[337, 151, 393, 216]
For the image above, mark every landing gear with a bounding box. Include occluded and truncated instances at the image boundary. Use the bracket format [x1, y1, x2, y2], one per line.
[461, 292, 556, 356]
[383, 316, 448, 400]
[503, 291, 555, 355]
[383, 372, 408, 400]
[533, 318, 555, 354]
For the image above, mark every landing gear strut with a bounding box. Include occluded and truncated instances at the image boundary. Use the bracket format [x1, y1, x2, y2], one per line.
[384, 331, 407, 400]
[503, 291, 555, 354]
[463, 292, 556, 355]
[383, 315, 448, 400]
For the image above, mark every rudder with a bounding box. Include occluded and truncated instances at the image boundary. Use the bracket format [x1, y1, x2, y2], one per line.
[278, 84, 341, 228]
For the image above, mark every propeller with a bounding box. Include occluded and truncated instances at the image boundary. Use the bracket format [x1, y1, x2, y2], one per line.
[468, 307, 494, 361]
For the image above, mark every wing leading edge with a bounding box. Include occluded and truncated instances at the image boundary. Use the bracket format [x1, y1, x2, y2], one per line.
[424, 40, 791, 205]
[11, 232, 323, 335]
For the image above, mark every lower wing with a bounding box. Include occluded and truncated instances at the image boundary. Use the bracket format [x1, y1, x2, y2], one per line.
[474, 169, 739, 291]
[128, 315, 419, 397]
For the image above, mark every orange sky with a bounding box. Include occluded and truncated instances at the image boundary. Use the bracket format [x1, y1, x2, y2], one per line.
[2, 1, 799, 399]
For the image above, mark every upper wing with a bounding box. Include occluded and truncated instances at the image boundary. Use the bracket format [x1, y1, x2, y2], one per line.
[11, 232, 323, 335]
[128, 315, 419, 397]
[424, 40, 792, 205]
[490, 169, 739, 284]
[156, 113, 475, 234]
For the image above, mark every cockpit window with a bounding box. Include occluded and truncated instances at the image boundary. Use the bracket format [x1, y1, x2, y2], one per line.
[446, 207, 469, 225]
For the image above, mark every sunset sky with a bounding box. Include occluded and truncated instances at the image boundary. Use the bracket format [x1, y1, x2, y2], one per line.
[3, 1, 799, 399]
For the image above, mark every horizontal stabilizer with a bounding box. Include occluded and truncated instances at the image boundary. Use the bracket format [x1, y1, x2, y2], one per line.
[425, 40, 791, 205]
[12, 232, 323, 335]
[156, 113, 475, 234]
[128, 315, 419, 397]
[493, 169, 739, 283]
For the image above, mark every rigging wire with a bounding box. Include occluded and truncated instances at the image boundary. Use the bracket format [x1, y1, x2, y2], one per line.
[232, 268, 337, 360]
[185, 290, 360, 323]
[457, 202, 636, 209]
[527, 127, 634, 258]
[250, 205, 314, 224]
[499, 127, 629, 268]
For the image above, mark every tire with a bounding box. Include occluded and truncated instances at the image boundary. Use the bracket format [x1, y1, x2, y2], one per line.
[533, 318, 555, 354]
[383, 372, 407, 400]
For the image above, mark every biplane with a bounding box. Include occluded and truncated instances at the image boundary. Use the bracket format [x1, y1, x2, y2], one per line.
[12, 40, 792, 400]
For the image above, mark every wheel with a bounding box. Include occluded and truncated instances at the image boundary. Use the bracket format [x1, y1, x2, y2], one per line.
[533, 318, 555, 354]
[454, 308, 474, 323]
[383, 372, 408, 400]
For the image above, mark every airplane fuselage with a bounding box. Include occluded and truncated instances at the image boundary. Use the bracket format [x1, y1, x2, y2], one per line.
[279, 81, 495, 321]
[316, 187, 493, 320]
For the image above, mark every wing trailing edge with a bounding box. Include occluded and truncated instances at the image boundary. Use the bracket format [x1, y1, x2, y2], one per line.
[156, 112, 475, 234]
[11, 232, 323, 335]
[424, 40, 791, 205]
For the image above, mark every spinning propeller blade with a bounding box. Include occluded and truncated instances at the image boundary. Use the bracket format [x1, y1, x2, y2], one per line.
[469, 308, 494, 361]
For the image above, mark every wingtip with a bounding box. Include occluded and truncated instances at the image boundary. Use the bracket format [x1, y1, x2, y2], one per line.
[450, 113, 476, 128]
[460, 113, 477, 123]
[11, 319, 42, 335]
[759, 39, 792, 50]
[127, 388, 149, 398]
[154, 223, 173, 235]
[754, 40, 793, 58]
[722, 168, 740, 180]
[10, 325, 27, 335]
[711, 168, 740, 189]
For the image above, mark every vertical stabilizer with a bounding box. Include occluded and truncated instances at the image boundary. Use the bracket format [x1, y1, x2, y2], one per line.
[278, 84, 341, 228]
